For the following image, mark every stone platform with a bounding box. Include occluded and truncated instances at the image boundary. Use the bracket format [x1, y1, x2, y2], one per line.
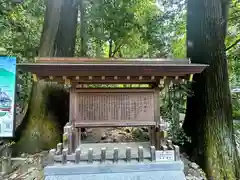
[45, 160, 186, 180]
[45, 141, 185, 180]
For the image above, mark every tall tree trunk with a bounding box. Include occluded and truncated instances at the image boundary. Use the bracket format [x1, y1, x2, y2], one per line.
[95, 27, 103, 58]
[183, 0, 240, 179]
[39, 0, 64, 56]
[109, 39, 113, 57]
[15, 0, 78, 154]
[54, 0, 78, 56]
[79, 0, 87, 56]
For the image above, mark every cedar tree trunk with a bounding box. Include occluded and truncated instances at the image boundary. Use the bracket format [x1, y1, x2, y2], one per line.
[79, 0, 87, 56]
[15, 0, 78, 154]
[183, 0, 240, 179]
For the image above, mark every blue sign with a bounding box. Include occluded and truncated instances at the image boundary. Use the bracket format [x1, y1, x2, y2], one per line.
[0, 56, 16, 137]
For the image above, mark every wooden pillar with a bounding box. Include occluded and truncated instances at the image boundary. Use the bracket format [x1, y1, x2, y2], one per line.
[69, 88, 74, 124]
[69, 89, 80, 149]
[152, 87, 161, 150]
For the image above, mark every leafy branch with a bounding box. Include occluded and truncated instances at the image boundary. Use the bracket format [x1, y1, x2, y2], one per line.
[226, 38, 240, 51]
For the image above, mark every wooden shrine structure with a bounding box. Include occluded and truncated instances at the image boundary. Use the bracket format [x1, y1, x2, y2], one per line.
[18, 58, 207, 165]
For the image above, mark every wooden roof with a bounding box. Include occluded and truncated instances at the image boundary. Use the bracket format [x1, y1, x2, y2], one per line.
[18, 57, 207, 76]
[35, 57, 191, 64]
[17, 58, 208, 85]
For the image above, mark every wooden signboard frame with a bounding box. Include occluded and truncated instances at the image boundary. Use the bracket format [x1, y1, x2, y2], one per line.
[17, 58, 208, 151]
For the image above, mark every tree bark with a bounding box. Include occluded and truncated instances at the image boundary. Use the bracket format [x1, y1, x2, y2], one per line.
[79, 0, 87, 56]
[15, 0, 78, 154]
[54, 0, 78, 56]
[95, 27, 103, 58]
[109, 39, 113, 57]
[183, 0, 240, 179]
[39, 0, 64, 56]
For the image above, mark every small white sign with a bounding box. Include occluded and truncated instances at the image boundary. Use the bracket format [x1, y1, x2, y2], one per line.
[156, 150, 175, 161]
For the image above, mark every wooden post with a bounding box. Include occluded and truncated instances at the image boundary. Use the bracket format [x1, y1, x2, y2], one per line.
[1, 156, 11, 175]
[48, 149, 56, 165]
[88, 148, 93, 163]
[68, 126, 73, 154]
[100, 148, 106, 163]
[166, 140, 174, 150]
[160, 144, 167, 150]
[153, 87, 161, 149]
[150, 146, 156, 161]
[77, 128, 81, 147]
[138, 146, 144, 162]
[75, 148, 81, 164]
[113, 148, 119, 163]
[149, 126, 156, 147]
[62, 149, 68, 164]
[156, 126, 161, 150]
[125, 147, 131, 162]
[63, 125, 73, 154]
[173, 145, 180, 161]
[160, 129, 168, 146]
[63, 132, 68, 150]
[69, 89, 73, 124]
[56, 143, 63, 155]
[72, 127, 78, 151]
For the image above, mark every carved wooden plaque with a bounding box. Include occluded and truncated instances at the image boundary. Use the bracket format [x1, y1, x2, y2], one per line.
[75, 92, 154, 124]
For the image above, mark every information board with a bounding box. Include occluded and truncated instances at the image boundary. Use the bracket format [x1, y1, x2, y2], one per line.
[77, 93, 154, 121]
[0, 56, 16, 137]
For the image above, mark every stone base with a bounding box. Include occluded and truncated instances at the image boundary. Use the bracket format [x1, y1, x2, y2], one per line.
[44, 160, 186, 180]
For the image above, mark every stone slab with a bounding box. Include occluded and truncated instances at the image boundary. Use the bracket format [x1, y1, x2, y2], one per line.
[44, 160, 186, 180]
[45, 171, 185, 180]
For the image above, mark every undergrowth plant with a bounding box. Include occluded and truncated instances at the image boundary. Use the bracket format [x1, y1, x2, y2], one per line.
[160, 81, 192, 146]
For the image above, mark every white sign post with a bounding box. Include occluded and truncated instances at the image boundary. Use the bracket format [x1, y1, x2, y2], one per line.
[155, 150, 175, 161]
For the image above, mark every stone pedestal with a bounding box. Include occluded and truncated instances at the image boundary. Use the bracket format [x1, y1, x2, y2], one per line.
[45, 130, 186, 180]
[44, 161, 186, 180]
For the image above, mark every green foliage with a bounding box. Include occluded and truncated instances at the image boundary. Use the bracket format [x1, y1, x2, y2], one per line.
[160, 82, 192, 145]
[158, 0, 187, 57]
[233, 110, 240, 119]
[86, 0, 165, 57]
[0, 0, 44, 58]
[234, 123, 240, 151]
[227, 0, 240, 87]
[0, 0, 45, 110]
[232, 92, 240, 119]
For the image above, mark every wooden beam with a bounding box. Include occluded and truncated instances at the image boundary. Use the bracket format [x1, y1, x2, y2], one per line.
[75, 121, 155, 128]
[73, 88, 155, 93]
[32, 74, 38, 82]
[64, 78, 71, 85]
[35, 75, 191, 85]
[189, 74, 193, 82]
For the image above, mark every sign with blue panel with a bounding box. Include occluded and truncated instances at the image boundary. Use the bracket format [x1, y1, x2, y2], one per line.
[0, 56, 16, 137]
